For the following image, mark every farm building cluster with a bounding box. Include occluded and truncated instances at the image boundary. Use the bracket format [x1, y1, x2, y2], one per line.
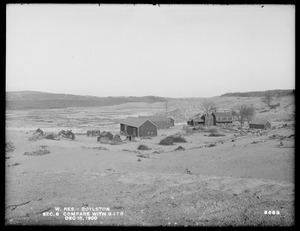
[187, 111, 271, 130]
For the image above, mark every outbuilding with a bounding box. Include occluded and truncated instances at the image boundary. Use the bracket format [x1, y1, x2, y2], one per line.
[212, 112, 233, 125]
[139, 116, 174, 129]
[249, 119, 271, 130]
[119, 117, 158, 137]
[187, 113, 205, 126]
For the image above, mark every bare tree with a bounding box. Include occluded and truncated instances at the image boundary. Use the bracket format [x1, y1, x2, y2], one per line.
[232, 104, 255, 129]
[165, 101, 168, 113]
[202, 100, 217, 114]
[263, 92, 273, 107]
[245, 105, 256, 124]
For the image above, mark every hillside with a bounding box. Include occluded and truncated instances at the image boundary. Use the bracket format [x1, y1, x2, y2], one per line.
[220, 89, 294, 98]
[6, 91, 167, 110]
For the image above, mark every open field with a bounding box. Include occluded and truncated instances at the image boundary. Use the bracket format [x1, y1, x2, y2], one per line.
[5, 96, 295, 226]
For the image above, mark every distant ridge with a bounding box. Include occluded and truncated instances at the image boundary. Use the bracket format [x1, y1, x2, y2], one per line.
[220, 89, 295, 98]
[6, 91, 167, 110]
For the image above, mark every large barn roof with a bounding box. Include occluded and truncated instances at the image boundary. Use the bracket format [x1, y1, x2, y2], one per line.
[119, 117, 156, 128]
[249, 119, 270, 125]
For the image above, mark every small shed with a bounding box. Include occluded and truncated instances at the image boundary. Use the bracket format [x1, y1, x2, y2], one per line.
[212, 112, 233, 125]
[98, 131, 113, 143]
[119, 117, 158, 137]
[249, 119, 271, 130]
[138, 116, 174, 129]
[187, 113, 205, 126]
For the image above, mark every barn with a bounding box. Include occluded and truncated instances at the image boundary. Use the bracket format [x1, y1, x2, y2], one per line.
[139, 116, 174, 129]
[249, 119, 271, 130]
[119, 117, 158, 137]
[212, 112, 233, 125]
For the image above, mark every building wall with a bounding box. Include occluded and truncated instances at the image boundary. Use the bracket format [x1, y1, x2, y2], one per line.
[212, 115, 233, 125]
[249, 124, 265, 129]
[168, 118, 175, 126]
[138, 120, 157, 137]
[150, 120, 170, 129]
[120, 124, 138, 136]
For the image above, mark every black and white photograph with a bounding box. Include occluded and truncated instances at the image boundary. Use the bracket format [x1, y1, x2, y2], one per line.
[5, 4, 295, 226]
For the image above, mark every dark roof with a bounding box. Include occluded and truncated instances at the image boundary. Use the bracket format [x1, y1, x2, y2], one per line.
[100, 131, 113, 137]
[249, 119, 270, 125]
[139, 116, 170, 122]
[212, 112, 233, 117]
[188, 113, 204, 122]
[119, 117, 156, 128]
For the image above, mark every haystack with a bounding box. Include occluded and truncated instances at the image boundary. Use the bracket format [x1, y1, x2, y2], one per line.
[110, 134, 124, 145]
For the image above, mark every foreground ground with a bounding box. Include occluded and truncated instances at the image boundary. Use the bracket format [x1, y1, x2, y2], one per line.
[5, 121, 294, 226]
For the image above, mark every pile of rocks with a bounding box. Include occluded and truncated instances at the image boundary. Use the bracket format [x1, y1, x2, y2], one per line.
[269, 134, 286, 140]
[24, 147, 50, 156]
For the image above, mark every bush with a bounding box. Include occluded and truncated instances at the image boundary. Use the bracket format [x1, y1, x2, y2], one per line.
[159, 135, 187, 145]
[137, 144, 151, 150]
[24, 149, 51, 156]
[168, 135, 187, 143]
[174, 146, 185, 151]
[44, 134, 56, 140]
[159, 137, 174, 145]
[6, 142, 15, 153]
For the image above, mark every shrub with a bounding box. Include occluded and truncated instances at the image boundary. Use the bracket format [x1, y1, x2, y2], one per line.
[168, 135, 187, 143]
[6, 142, 15, 153]
[137, 144, 151, 150]
[24, 149, 51, 156]
[44, 133, 56, 140]
[174, 146, 185, 151]
[159, 137, 174, 145]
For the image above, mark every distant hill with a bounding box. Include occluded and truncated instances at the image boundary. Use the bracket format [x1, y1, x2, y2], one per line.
[6, 91, 167, 110]
[220, 89, 294, 98]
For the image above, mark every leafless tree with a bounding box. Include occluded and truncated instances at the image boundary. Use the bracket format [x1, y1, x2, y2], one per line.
[232, 104, 255, 129]
[202, 100, 216, 114]
[263, 92, 273, 107]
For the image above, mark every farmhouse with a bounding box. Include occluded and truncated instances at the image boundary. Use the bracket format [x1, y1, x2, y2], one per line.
[212, 112, 233, 125]
[139, 116, 174, 129]
[119, 117, 158, 137]
[249, 119, 271, 130]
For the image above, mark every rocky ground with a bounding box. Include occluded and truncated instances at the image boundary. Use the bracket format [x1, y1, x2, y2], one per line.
[5, 120, 294, 226]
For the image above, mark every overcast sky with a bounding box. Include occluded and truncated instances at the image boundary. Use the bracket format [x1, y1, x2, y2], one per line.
[6, 4, 295, 98]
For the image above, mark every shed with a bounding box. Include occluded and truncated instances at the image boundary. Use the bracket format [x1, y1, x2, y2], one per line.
[138, 116, 174, 129]
[212, 112, 233, 125]
[119, 117, 158, 137]
[249, 119, 271, 130]
[187, 113, 205, 126]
